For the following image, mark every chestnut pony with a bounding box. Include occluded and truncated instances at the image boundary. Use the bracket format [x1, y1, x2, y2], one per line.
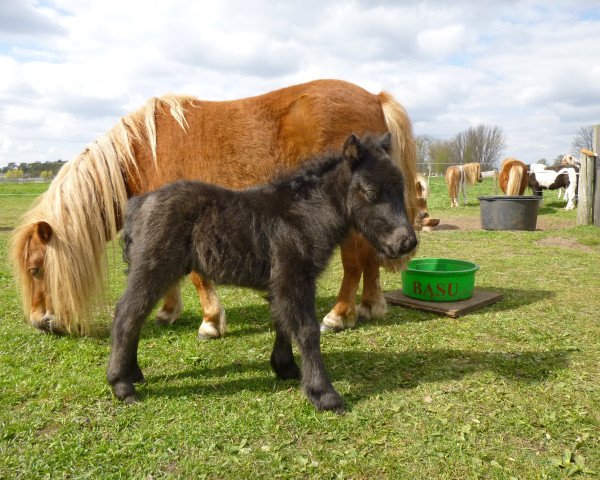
[11, 79, 418, 336]
[415, 175, 440, 230]
[499, 157, 529, 195]
[444, 162, 483, 207]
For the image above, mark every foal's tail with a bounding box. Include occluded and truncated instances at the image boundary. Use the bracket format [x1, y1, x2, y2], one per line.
[378, 92, 418, 271]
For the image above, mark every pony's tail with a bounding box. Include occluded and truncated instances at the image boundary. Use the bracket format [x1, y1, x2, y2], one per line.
[506, 166, 524, 195]
[445, 167, 458, 199]
[378, 91, 418, 271]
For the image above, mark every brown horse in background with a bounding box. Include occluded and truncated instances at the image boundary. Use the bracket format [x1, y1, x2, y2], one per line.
[444, 163, 482, 207]
[11, 79, 418, 336]
[499, 157, 529, 195]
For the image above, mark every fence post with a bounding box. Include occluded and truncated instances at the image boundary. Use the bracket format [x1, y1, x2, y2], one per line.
[593, 125, 600, 227]
[577, 153, 595, 225]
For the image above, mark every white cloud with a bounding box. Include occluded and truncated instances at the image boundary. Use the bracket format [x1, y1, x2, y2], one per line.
[0, 0, 599, 168]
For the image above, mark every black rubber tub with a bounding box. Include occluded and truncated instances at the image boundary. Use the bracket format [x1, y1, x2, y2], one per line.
[478, 196, 542, 230]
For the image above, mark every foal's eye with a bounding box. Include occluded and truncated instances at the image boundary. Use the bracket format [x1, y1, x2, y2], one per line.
[365, 190, 378, 202]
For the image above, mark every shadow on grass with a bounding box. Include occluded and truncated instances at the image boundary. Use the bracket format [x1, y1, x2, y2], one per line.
[133, 285, 555, 340]
[142, 347, 571, 409]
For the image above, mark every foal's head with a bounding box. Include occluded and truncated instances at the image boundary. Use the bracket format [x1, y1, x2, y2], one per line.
[343, 133, 418, 259]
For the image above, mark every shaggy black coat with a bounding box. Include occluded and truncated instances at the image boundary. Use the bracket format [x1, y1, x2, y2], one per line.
[108, 133, 417, 413]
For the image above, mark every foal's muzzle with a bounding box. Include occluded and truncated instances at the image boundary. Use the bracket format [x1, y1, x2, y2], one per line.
[381, 227, 418, 259]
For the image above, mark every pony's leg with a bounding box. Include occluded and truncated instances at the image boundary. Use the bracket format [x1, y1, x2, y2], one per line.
[155, 282, 183, 325]
[272, 276, 344, 413]
[321, 235, 360, 332]
[357, 245, 387, 322]
[190, 272, 227, 340]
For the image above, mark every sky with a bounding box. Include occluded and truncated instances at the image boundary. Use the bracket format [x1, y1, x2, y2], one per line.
[0, 0, 599, 169]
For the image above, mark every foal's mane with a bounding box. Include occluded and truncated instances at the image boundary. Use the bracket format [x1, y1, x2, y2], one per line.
[11, 95, 193, 334]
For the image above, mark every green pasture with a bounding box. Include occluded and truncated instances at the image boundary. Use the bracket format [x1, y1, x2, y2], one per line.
[1, 179, 599, 479]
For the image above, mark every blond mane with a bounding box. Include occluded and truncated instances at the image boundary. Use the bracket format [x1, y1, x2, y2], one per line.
[378, 91, 418, 271]
[11, 95, 193, 335]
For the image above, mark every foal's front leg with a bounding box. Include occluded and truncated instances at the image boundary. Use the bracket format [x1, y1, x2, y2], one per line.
[108, 268, 175, 403]
[272, 277, 344, 413]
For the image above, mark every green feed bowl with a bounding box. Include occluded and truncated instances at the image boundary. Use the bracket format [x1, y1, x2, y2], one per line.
[401, 258, 480, 302]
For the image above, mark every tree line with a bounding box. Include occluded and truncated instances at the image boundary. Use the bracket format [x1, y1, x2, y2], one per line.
[1, 160, 67, 180]
[417, 124, 594, 175]
[416, 124, 506, 174]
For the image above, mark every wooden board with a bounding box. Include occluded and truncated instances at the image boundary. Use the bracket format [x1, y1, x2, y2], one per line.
[384, 289, 503, 318]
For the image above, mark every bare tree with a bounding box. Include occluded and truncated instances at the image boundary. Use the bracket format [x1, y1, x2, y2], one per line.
[453, 124, 506, 170]
[571, 125, 593, 153]
[415, 134, 432, 174]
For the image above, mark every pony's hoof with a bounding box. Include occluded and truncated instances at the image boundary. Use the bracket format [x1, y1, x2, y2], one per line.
[321, 311, 356, 332]
[197, 321, 221, 340]
[357, 299, 387, 322]
[155, 308, 181, 326]
[155, 293, 183, 326]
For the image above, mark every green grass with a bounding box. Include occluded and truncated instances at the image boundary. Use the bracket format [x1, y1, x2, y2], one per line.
[1, 179, 599, 479]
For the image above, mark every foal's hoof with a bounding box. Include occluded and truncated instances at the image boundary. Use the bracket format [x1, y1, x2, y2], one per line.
[308, 390, 345, 414]
[112, 381, 139, 404]
[272, 361, 301, 380]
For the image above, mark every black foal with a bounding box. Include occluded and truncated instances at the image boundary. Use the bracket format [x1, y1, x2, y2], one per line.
[107, 132, 417, 413]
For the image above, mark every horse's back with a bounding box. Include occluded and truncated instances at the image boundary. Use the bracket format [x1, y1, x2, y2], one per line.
[133, 80, 387, 192]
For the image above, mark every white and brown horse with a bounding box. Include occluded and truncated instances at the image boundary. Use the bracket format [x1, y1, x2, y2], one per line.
[528, 163, 579, 210]
[499, 157, 529, 195]
[444, 162, 482, 207]
[11, 79, 418, 336]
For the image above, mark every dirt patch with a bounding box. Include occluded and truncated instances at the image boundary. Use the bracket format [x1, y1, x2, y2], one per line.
[535, 237, 596, 253]
[424, 215, 574, 232]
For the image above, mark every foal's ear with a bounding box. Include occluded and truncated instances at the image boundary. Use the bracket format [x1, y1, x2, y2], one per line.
[35, 221, 53, 244]
[380, 132, 392, 153]
[343, 133, 364, 167]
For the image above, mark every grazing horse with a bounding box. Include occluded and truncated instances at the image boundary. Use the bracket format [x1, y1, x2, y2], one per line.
[107, 133, 418, 412]
[528, 163, 579, 210]
[415, 175, 440, 230]
[444, 163, 483, 207]
[10, 79, 418, 336]
[499, 158, 529, 195]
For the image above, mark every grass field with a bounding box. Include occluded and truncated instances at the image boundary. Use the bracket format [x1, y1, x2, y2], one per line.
[1, 178, 599, 479]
